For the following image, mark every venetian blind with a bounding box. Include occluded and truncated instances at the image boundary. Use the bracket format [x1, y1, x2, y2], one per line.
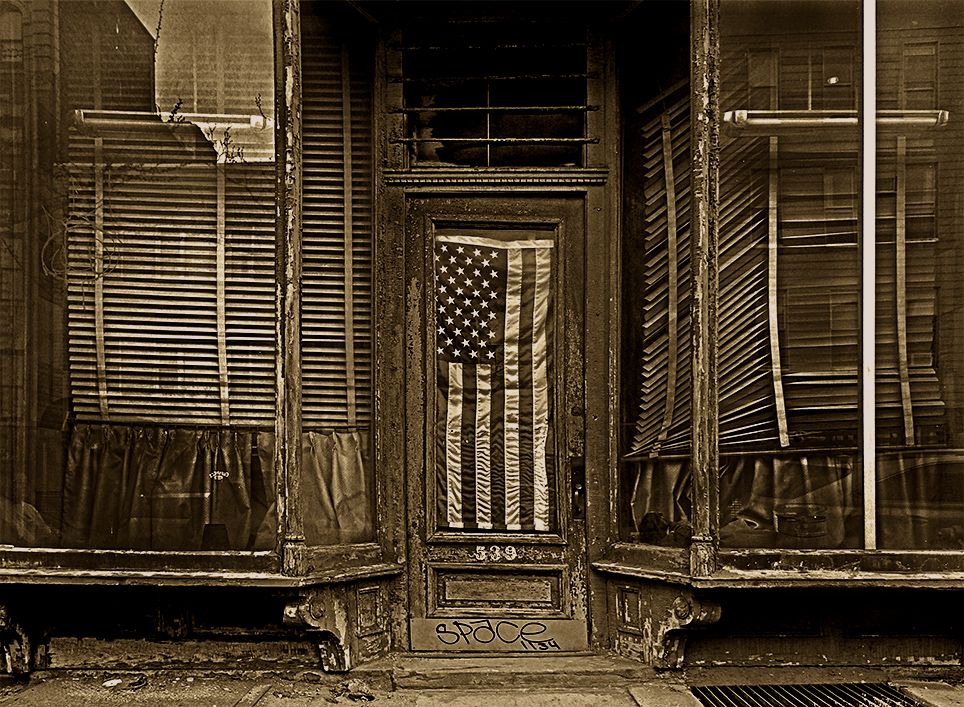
[300, 10, 373, 429]
[629, 35, 949, 457]
[65, 117, 276, 425]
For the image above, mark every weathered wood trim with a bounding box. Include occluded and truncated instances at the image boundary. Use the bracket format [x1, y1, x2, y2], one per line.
[719, 549, 964, 574]
[694, 571, 964, 590]
[372, 19, 405, 581]
[428, 531, 567, 545]
[276, 0, 305, 573]
[0, 549, 276, 572]
[377, 172, 408, 652]
[585, 31, 606, 169]
[301, 543, 383, 574]
[598, 543, 691, 575]
[596, 561, 964, 590]
[0, 563, 403, 588]
[403, 195, 591, 651]
[607, 579, 720, 669]
[594, 562, 693, 586]
[384, 169, 608, 188]
[689, 0, 721, 576]
[403, 201, 430, 636]
[583, 29, 619, 653]
[382, 27, 406, 170]
[602, 31, 622, 654]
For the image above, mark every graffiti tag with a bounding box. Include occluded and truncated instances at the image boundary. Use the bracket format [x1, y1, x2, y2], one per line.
[434, 619, 561, 651]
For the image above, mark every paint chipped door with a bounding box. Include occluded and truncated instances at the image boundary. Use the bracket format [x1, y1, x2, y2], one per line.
[404, 196, 588, 653]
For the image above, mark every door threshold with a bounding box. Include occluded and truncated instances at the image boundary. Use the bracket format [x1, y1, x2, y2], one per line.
[361, 653, 658, 690]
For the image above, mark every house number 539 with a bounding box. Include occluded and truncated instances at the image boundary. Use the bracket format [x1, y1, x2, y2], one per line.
[473, 545, 519, 562]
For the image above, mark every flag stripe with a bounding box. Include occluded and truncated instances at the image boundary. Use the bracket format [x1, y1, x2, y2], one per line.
[460, 364, 478, 525]
[503, 249, 523, 529]
[436, 363, 449, 524]
[446, 362, 464, 528]
[475, 365, 492, 528]
[434, 236, 554, 532]
[490, 362, 506, 527]
[518, 248, 536, 529]
[532, 248, 552, 530]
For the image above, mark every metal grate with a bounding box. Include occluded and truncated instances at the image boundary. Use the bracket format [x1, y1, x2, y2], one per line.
[691, 683, 923, 707]
[398, 18, 593, 167]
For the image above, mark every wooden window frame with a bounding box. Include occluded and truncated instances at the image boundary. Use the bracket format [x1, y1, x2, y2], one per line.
[602, 0, 964, 586]
[0, 0, 402, 583]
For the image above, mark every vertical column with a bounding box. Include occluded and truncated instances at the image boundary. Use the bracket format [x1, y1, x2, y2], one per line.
[689, 0, 720, 577]
[276, 0, 305, 570]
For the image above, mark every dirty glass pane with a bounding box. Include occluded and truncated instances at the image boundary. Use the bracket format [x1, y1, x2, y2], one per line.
[718, 1, 864, 549]
[402, 10, 589, 167]
[298, 4, 376, 545]
[874, 0, 964, 550]
[618, 1, 693, 545]
[1, 0, 278, 550]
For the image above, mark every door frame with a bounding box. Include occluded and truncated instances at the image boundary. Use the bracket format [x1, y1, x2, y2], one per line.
[402, 193, 590, 653]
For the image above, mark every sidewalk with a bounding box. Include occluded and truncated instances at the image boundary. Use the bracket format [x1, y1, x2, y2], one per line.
[1, 673, 962, 707]
[0, 674, 700, 707]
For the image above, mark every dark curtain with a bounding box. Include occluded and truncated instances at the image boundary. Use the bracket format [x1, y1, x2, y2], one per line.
[62, 424, 276, 550]
[629, 453, 963, 550]
[301, 429, 373, 545]
[718, 455, 861, 548]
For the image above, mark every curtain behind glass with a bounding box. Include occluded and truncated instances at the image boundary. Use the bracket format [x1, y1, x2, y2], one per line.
[62, 425, 276, 551]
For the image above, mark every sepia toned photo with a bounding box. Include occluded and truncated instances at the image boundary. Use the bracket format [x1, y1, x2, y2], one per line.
[0, 0, 961, 704]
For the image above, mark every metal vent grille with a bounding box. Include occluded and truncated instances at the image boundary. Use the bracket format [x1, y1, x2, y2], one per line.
[691, 683, 923, 707]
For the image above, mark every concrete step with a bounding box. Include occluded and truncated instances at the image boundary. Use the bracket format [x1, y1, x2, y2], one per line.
[357, 654, 658, 690]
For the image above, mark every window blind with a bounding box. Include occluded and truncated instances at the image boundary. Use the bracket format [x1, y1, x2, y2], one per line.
[300, 11, 373, 429]
[65, 116, 276, 426]
[629, 35, 950, 457]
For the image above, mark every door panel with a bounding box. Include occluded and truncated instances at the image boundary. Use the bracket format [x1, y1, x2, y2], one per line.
[406, 196, 587, 653]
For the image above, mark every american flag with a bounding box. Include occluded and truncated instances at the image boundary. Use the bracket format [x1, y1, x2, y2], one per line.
[434, 234, 554, 531]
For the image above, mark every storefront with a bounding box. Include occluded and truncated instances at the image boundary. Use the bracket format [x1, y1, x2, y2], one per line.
[0, 0, 960, 675]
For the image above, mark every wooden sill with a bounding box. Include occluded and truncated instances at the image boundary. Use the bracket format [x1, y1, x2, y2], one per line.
[0, 544, 403, 587]
[0, 561, 403, 587]
[0, 547, 277, 572]
[594, 547, 964, 588]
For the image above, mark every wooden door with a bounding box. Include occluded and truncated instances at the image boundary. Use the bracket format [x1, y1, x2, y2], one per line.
[405, 195, 588, 653]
